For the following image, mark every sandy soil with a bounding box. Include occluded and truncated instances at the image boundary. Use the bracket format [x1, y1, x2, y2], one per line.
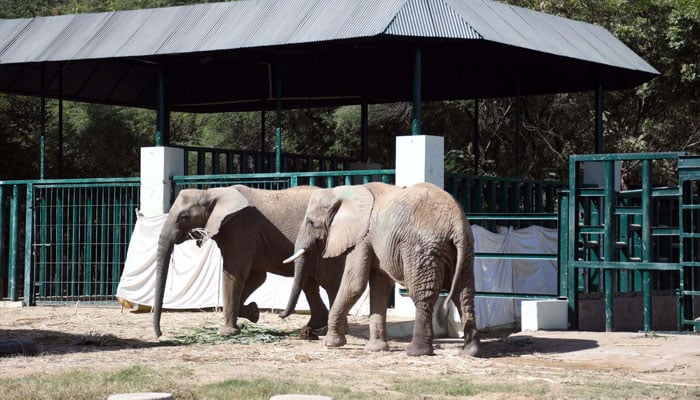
[0, 304, 698, 398]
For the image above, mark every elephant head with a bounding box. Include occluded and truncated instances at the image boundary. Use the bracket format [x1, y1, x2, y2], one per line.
[281, 185, 373, 318]
[153, 186, 249, 337]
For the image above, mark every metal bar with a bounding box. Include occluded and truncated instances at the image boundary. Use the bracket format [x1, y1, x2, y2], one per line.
[475, 253, 557, 260]
[641, 159, 653, 331]
[361, 101, 368, 163]
[23, 184, 34, 306]
[8, 185, 20, 301]
[156, 65, 169, 146]
[84, 192, 93, 297]
[40, 64, 46, 180]
[412, 47, 422, 135]
[58, 68, 63, 178]
[275, 64, 282, 173]
[70, 188, 78, 297]
[567, 159, 579, 329]
[39, 190, 47, 297]
[603, 161, 615, 331]
[595, 82, 603, 153]
[473, 99, 480, 175]
[100, 191, 108, 296]
[558, 190, 570, 308]
[55, 191, 63, 299]
[476, 292, 560, 300]
[0, 186, 5, 298]
[515, 73, 521, 177]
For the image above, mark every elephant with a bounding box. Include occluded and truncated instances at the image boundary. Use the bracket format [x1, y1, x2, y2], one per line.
[282, 182, 479, 357]
[152, 184, 344, 338]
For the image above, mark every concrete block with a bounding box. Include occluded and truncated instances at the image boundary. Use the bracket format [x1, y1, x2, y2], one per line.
[395, 135, 444, 189]
[108, 393, 173, 400]
[140, 146, 184, 217]
[521, 299, 568, 331]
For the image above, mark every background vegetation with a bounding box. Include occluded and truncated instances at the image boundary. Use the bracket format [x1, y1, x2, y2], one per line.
[0, 0, 698, 182]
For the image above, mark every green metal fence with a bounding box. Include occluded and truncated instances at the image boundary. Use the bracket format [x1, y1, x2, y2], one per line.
[0, 178, 140, 304]
[564, 152, 700, 332]
[177, 145, 353, 175]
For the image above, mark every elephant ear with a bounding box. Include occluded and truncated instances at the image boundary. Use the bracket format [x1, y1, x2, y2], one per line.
[204, 187, 250, 237]
[323, 185, 374, 258]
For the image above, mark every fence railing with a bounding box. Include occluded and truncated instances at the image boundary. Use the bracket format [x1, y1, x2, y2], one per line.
[0, 178, 140, 304]
[172, 169, 395, 195]
[176, 145, 353, 175]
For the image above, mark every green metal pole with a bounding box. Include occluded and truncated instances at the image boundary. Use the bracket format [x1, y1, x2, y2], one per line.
[361, 101, 369, 163]
[567, 159, 579, 329]
[156, 65, 169, 146]
[473, 99, 480, 175]
[595, 82, 603, 154]
[55, 192, 63, 298]
[8, 185, 19, 301]
[641, 159, 653, 331]
[84, 194, 93, 297]
[604, 161, 615, 331]
[515, 73, 521, 177]
[275, 64, 282, 173]
[412, 47, 422, 135]
[40, 65, 46, 180]
[0, 185, 4, 297]
[58, 67, 64, 178]
[23, 184, 34, 306]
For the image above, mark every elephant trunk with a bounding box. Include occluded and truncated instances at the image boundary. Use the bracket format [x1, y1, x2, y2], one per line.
[279, 251, 308, 319]
[153, 220, 177, 338]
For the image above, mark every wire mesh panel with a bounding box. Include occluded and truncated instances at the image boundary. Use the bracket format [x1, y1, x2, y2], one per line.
[32, 180, 140, 304]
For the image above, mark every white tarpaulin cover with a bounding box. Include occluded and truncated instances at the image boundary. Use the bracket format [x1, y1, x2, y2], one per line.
[117, 214, 557, 330]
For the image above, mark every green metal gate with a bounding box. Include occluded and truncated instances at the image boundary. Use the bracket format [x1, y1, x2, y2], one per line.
[0, 178, 140, 304]
[564, 152, 700, 332]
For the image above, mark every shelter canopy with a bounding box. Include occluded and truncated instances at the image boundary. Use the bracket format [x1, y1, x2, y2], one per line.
[0, 0, 659, 112]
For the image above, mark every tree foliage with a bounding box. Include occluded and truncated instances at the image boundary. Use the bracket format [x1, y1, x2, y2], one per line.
[0, 0, 697, 182]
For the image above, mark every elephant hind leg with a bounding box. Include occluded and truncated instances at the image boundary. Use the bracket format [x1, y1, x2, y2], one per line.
[365, 269, 393, 352]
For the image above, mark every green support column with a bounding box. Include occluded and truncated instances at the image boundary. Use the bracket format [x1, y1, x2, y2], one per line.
[156, 65, 170, 146]
[412, 47, 422, 135]
[603, 161, 615, 331]
[361, 101, 369, 163]
[275, 65, 282, 173]
[58, 69, 64, 178]
[595, 82, 603, 154]
[8, 185, 20, 301]
[473, 99, 480, 175]
[515, 73, 521, 177]
[641, 159, 653, 331]
[23, 184, 34, 306]
[40, 65, 46, 180]
[0, 185, 4, 297]
[567, 159, 579, 329]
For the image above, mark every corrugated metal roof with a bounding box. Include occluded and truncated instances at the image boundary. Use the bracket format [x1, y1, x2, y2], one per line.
[0, 0, 660, 112]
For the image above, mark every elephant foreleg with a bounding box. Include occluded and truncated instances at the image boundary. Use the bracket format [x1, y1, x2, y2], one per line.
[302, 280, 329, 330]
[365, 269, 393, 352]
[238, 269, 266, 324]
[219, 269, 244, 335]
[325, 247, 371, 348]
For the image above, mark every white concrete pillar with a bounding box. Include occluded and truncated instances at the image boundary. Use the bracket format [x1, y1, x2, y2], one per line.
[395, 135, 444, 189]
[139, 146, 184, 217]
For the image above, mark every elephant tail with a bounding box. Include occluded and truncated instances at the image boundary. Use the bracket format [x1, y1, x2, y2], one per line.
[443, 223, 472, 314]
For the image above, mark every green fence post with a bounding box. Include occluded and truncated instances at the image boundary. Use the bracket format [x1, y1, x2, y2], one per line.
[603, 161, 615, 332]
[567, 159, 579, 329]
[0, 185, 5, 298]
[23, 184, 34, 306]
[112, 192, 122, 294]
[55, 191, 64, 299]
[39, 189, 47, 297]
[70, 188, 78, 297]
[100, 191, 109, 296]
[559, 190, 570, 324]
[84, 192, 93, 297]
[8, 185, 20, 301]
[641, 159, 653, 331]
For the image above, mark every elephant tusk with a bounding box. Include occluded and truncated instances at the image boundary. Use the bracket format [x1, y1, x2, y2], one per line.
[283, 248, 305, 264]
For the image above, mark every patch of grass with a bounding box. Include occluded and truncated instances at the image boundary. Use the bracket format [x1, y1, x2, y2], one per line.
[198, 377, 371, 400]
[167, 324, 295, 346]
[393, 376, 548, 398]
[0, 365, 195, 400]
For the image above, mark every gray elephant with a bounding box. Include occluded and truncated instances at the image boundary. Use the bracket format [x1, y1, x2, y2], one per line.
[153, 185, 344, 338]
[282, 182, 479, 356]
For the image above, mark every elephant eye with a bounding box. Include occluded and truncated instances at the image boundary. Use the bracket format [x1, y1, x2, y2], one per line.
[178, 212, 190, 222]
[306, 218, 317, 229]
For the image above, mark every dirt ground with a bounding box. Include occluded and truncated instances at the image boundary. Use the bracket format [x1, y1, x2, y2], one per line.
[1, 304, 699, 398]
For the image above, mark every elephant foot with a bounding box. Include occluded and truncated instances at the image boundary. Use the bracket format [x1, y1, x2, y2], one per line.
[323, 333, 347, 348]
[459, 341, 479, 357]
[406, 342, 434, 357]
[240, 302, 260, 323]
[306, 316, 329, 331]
[364, 340, 390, 352]
[218, 325, 241, 336]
